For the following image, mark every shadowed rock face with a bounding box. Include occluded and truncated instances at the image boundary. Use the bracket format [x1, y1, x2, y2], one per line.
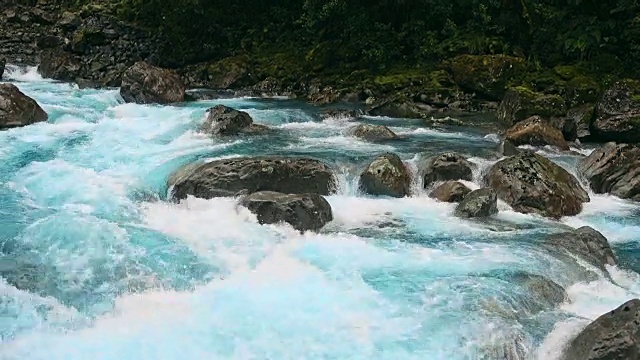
[504, 115, 569, 150]
[579, 142, 640, 202]
[563, 299, 640, 360]
[429, 181, 471, 203]
[168, 157, 335, 200]
[455, 188, 498, 218]
[120, 61, 186, 104]
[485, 151, 589, 218]
[0, 57, 5, 79]
[422, 152, 474, 188]
[348, 124, 397, 142]
[0, 83, 49, 130]
[200, 105, 270, 136]
[591, 81, 640, 143]
[360, 153, 411, 198]
[240, 191, 333, 232]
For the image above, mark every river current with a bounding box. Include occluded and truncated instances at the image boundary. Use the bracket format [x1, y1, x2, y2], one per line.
[1, 65, 639, 360]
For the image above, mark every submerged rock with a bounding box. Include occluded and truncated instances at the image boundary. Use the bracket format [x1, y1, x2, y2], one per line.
[348, 124, 397, 142]
[0, 84, 48, 130]
[360, 153, 411, 198]
[511, 272, 568, 310]
[120, 61, 186, 104]
[422, 152, 474, 187]
[455, 188, 498, 218]
[168, 157, 335, 200]
[591, 80, 640, 143]
[504, 115, 569, 150]
[240, 191, 333, 232]
[545, 226, 617, 272]
[200, 105, 269, 136]
[563, 299, 640, 360]
[578, 142, 640, 201]
[430, 181, 472, 203]
[486, 152, 589, 218]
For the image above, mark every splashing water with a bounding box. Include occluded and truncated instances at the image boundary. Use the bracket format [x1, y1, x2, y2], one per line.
[1, 68, 639, 360]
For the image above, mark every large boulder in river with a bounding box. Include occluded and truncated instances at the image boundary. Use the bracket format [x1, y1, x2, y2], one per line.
[240, 191, 333, 232]
[562, 299, 640, 360]
[578, 142, 640, 201]
[591, 80, 640, 143]
[430, 181, 472, 203]
[485, 152, 590, 218]
[169, 157, 335, 200]
[497, 86, 566, 126]
[120, 61, 186, 104]
[360, 153, 411, 198]
[0, 84, 48, 130]
[348, 124, 397, 142]
[37, 49, 83, 82]
[422, 152, 474, 187]
[455, 188, 498, 218]
[504, 115, 569, 150]
[544, 226, 616, 272]
[0, 57, 5, 79]
[200, 105, 269, 136]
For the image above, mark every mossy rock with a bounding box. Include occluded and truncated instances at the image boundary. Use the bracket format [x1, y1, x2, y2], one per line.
[448, 54, 526, 100]
[497, 86, 566, 126]
[206, 55, 253, 89]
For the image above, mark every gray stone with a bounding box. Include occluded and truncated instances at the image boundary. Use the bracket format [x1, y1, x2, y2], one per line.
[120, 61, 186, 104]
[360, 153, 411, 198]
[0, 84, 48, 130]
[578, 142, 640, 201]
[455, 188, 498, 218]
[422, 152, 474, 187]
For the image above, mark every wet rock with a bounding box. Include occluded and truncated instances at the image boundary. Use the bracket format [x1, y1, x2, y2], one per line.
[0, 84, 48, 130]
[504, 115, 569, 150]
[200, 105, 269, 136]
[360, 153, 411, 198]
[563, 299, 640, 360]
[120, 61, 186, 104]
[565, 104, 595, 140]
[545, 226, 616, 272]
[591, 80, 640, 143]
[320, 109, 363, 120]
[240, 191, 333, 232]
[455, 188, 498, 218]
[169, 157, 335, 200]
[499, 139, 522, 156]
[38, 48, 83, 82]
[430, 181, 472, 202]
[578, 142, 640, 201]
[497, 86, 567, 126]
[348, 124, 397, 142]
[422, 152, 474, 187]
[366, 98, 425, 119]
[0, 57, 5, 79]
[448, 54, 525, 100]
[486, 152, 589, 218]
[511, 272, 568, 309]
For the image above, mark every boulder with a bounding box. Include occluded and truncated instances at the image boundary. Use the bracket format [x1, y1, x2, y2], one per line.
[591, 80, 640, 143]
[120, 61, 186, 104]
[200, 105, 269, 136]
[497, 86, 567, 126]
[565, 104, 595, 140]
[455, 188, 498, 218]
[205, 55, 252, 88]
[504, 115, 570, 150]
[321, 109, 363, 120]
[422, 152, 474, 187]
[429, 181, 472, 203]
[448, 54, 525, 100]
[38, 49, 83, 82]
[0, 57, 5, 79]
[240, 191, 333, 232]
[485, 152, 590, 218]
[348, 124, 397, 142]
[544, 226, 616, 272]
[563, 299, 640, 360]
[510, 272, 567, 310]
[366, 98, 426, 119]
[168, 157, 335, 200]
[499, 139, 522, 156]
[70, 28, 107, 54]
[0, 84, 48, 130]
[578, 142, 640, 201]
[360, 153, 411, 198]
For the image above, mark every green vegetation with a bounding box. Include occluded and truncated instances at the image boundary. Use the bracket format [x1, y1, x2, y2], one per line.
[60, 0, 639, 98]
